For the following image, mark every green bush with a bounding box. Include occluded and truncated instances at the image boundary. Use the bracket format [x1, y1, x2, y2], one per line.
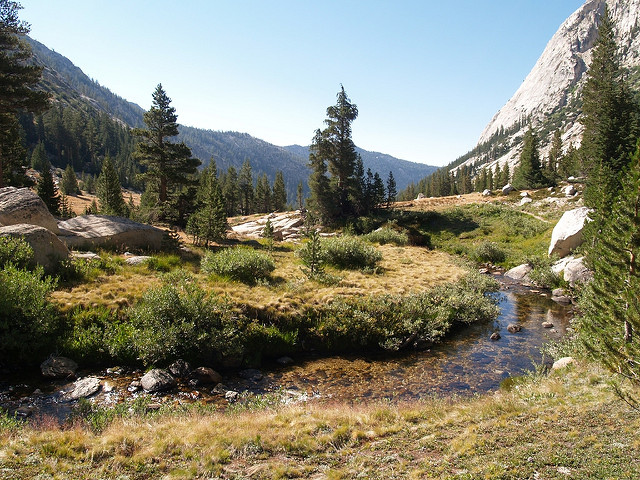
[0, 264, 58, 365]
[201, 247, 275, 283]
[306, 271, 499, 352]
[124, 271, 251, 366]
[363, 227, 408, 246]
[473, 241, 507, 264]
[320, 235, 382, 270]
[0, 236, 34, 270]
[145, 254, 182, 272]
[62, 306, 118, 365]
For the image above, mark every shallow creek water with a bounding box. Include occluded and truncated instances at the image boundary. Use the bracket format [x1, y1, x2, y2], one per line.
[0, 276, 573, 420]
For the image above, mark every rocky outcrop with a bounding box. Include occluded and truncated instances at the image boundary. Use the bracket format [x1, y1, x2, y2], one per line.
[0, 224, 70, 270]
[548, 207, 590, 257]
[231, 211, 305, 241]
[140, 368, 176, 392]
[58, 215, 165, 251]
[0, 187, 60, 234]
[460, 0, 640, 178]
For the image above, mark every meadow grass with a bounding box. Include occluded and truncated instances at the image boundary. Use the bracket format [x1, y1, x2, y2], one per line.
[2, 362, 638, 479]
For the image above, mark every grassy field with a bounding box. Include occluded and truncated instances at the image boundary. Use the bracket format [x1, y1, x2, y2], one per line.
[1, 362, 638, 479]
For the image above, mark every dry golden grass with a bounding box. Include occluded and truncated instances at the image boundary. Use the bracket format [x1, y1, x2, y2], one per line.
[204, 244, 464, 315]
[51, 272, 160, 312]
[3, 363, 639, 479]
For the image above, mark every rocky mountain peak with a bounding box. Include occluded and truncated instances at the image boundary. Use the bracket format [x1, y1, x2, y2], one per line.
[466, 0, 640, 174]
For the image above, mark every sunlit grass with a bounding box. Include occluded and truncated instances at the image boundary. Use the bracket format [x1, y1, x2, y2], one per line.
[2, 362, 639, 479]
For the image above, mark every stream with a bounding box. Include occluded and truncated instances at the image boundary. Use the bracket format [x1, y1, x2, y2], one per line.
[0, 277, 574, 421]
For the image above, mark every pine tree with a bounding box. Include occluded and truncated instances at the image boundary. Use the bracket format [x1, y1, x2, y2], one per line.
[254, 172, 272, 213]
[308, 85, 359, 222]
[238, 159, 254, 215]
[272, 171, 287, 211]
[133, 84, 200, 216]
[512, 127, 544, 189]
[30, 141, 47, 172]
[60, 164, 79, 195]
[221, 165, 240, 216]
[97, 156, 127, 216]
[0, 0, 49, 187]
[580, 7, 638, 211]
[296, 181, 304, 210]
[186, 163, 227, 246]
[386, 171, 397, 207]
[579, 145, 640, 407]
[36, 164, 59, 215]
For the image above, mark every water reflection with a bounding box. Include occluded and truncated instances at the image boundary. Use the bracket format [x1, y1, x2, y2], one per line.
[253, 286, 572, 402]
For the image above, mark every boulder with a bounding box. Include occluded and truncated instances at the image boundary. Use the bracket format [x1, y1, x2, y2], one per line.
[561, 185, 577, 197]
[0, 187, 59, 234]
[41, 355, 78, 379]
[551, 255, 592, 286]
[502, 184, 514, 195]
[548, 207, 591, 257]
[168, 359, 192, 378]
[551, 287, 573, 304]
[504, 263, 533, 282]
[507, 323, 522, 333]
[0, 224, 70, 270]
[125, 255, 152, 266]
[482, 189, 492, 197]
[552, 357, 575, 370]
[62, 377, 101, 401]
[519, 197, 533, 206]
[490, 332, 501, 341]
[416, 193, 425, 200]
[140, 368, 176, 392]
[520, 191, 530, 197]
[190, 366, 222, 385]
[58, 215, 165, 251]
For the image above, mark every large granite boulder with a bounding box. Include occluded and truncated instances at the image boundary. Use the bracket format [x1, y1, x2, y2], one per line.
[504, 263, 533, 282]
[548, 207, 590, 257]
[0, 224, 70, 270]
[58, 215, 165, 251]
[552, 255, 592, 286]
[0, 187, 59, 234]
[141, 368, 176, 392]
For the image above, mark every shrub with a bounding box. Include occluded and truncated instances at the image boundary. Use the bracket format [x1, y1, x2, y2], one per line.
[62, 306, 118, 365]
[306, 270, 499, 352]
[363, 227, 408, 246]
[201, 247, 275, 283]
[0, 264, 58, 365]
[473, 241, 507, 264]
[125, 271, 251, 365]
[0, 236, 34, 270]
[145, 254, 182, 272]
[320, 235, 382, 270]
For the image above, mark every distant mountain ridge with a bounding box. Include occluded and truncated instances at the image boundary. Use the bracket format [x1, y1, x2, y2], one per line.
[25, 37, 437, 198]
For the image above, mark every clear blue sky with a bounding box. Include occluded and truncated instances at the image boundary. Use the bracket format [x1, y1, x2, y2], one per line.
[21, 1, 585, 166]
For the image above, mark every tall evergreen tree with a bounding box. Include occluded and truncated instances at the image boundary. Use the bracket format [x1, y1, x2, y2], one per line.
[0, 0, 49, 187]
[579, 145, 640, 407]
[296, 181, 304, 210]
[133, 84, 200, 216]
[60, 164, 79, 195]
[308, 86, 360, 222]
[221, 165, 240, 217]
[36, 164, 59, 215]
[97, 156, 127, 216]
[186, 162, 227, 246]
[512, 127, 544, 189]
[30, 140, 47, 172]
[580, 7, 638, 210]
[272, 171, 287, 211]
[238, 159, 254, 215]
[386, 171, 397, 207]
[254, 172, 272, 213]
